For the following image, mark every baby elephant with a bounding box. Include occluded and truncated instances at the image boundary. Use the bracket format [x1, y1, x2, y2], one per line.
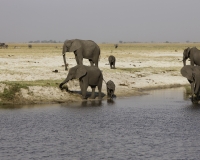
[108, 55, 116, 69]
[181, 65, 200, 103]
[59, 65, 103, 99]
[106, 80, 115, 99]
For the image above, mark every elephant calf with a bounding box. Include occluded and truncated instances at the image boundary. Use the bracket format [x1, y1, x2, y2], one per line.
[106, 80, 115, 99]
[181, 65, 200, 103]
[108, 55, 116, 69]
[59, 65, 103, 99]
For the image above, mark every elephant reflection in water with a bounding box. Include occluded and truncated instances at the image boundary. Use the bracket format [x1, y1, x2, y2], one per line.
[181, 65, 200, 103]
[81, 100, 102, 107]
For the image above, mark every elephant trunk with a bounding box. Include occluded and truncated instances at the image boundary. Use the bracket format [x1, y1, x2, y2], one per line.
[62, 46, 68, 70]
[183, 59, 186, 66]
[183, 55, 188, 66]
[59, 77, 71, 89]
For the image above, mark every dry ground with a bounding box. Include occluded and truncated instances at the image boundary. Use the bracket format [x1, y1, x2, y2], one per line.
[0, 43, 198, 104]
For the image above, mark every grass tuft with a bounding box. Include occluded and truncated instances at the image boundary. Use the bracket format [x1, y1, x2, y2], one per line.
[0, 83, 28, 101]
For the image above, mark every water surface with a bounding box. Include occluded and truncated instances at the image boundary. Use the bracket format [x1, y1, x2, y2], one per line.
[1, 87, 200, 160]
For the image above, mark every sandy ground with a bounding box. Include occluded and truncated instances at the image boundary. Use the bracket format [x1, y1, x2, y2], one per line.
[0, 48, 189, 104]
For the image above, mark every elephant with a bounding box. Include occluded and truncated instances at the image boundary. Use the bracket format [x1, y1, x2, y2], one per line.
[180, 65, 200, 103]
[0, 43, 5, 49]
[59, 65, 103, 99]
[183, 47, 200, 66]
[108, 55, 116, 69]
[106, 80, 115, 99]
[62, 39, 100, 70]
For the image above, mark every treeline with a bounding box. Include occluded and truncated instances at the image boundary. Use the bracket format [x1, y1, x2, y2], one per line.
[29, 40, 63, 43]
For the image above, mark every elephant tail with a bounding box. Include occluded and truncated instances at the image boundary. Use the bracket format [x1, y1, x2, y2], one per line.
[103, 78, 107, 85]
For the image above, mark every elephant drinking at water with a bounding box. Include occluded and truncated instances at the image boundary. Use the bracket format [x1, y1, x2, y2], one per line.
[62, 39, 100, 70]
[181, 65, 200, 103]
[59, 65, 103, 99]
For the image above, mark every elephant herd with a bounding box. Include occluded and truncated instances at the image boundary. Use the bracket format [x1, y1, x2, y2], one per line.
[60, 40, 200, 103]
[59, 39, 200, 103]
[59, 39, 116, 100]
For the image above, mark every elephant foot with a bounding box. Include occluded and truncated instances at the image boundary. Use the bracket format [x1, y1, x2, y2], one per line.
[98, 96, 102, 100]
[89, 96, 95, 99]
[82, 96, 87, 100]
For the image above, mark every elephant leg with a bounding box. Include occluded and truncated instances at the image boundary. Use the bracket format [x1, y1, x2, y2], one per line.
[190, 82, 196, 102]
[190, 60, 194, 66]
[107, 88, 111, 98]
[97, 81, 102, 100]
[75, 55, 79, 65]
[90, 87, 96, 99]
[75, 51, 83, 65]
[81, 82, 88, 99]
[79, 80, 83, 95]
[110, 62, 112, 69]
[113, 61, 116, 69]
[94, 60, 98, 67]
[63, 54, 68, 70]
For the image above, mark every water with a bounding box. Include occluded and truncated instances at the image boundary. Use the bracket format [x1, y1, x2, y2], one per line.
[1, 87, 200, 160]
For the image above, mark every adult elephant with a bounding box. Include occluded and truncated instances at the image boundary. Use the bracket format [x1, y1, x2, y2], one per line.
[59, 65, 103, 99]
[62, 39, 100, 70]
[183, 47, 200, 66]
[180, 65, 200, 103]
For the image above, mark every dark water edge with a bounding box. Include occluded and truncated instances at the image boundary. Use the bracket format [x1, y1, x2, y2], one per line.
[1, 87, 200, 160]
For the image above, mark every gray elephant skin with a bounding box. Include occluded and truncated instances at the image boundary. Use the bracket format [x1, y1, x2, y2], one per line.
[181, 65, 200, 103]
[106, 80, 115, 99]
[108, 55, 116, 69]
[59, 65, 103, 99]
[62, 39, 100, 70]
[183, 47, 200, 66]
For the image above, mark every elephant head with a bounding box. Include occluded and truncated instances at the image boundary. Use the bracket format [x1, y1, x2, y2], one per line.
[180, 65, 194, 82]
[183, 47, 191, 66]
[106, 80, 115, 98]
[59, 65, 87, 89]
[62, 39, 82, 70]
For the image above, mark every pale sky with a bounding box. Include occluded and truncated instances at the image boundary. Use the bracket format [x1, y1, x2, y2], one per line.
[0, 0, 200, 43]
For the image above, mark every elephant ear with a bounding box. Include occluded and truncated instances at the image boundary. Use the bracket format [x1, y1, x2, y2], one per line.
[180, 65, 194, 81]
[69, 40, 81, 52]
[186, 47, 191, 57]
[107, 80, 115, 90]
[76, 66, 87, 79]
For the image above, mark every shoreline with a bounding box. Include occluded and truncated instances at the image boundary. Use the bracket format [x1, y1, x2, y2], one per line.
[0, 43, 194, 106]
[0, 82, 189, 105]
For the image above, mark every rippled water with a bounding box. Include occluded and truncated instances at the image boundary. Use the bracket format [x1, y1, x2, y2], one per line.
[1, 87, 200, 160]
